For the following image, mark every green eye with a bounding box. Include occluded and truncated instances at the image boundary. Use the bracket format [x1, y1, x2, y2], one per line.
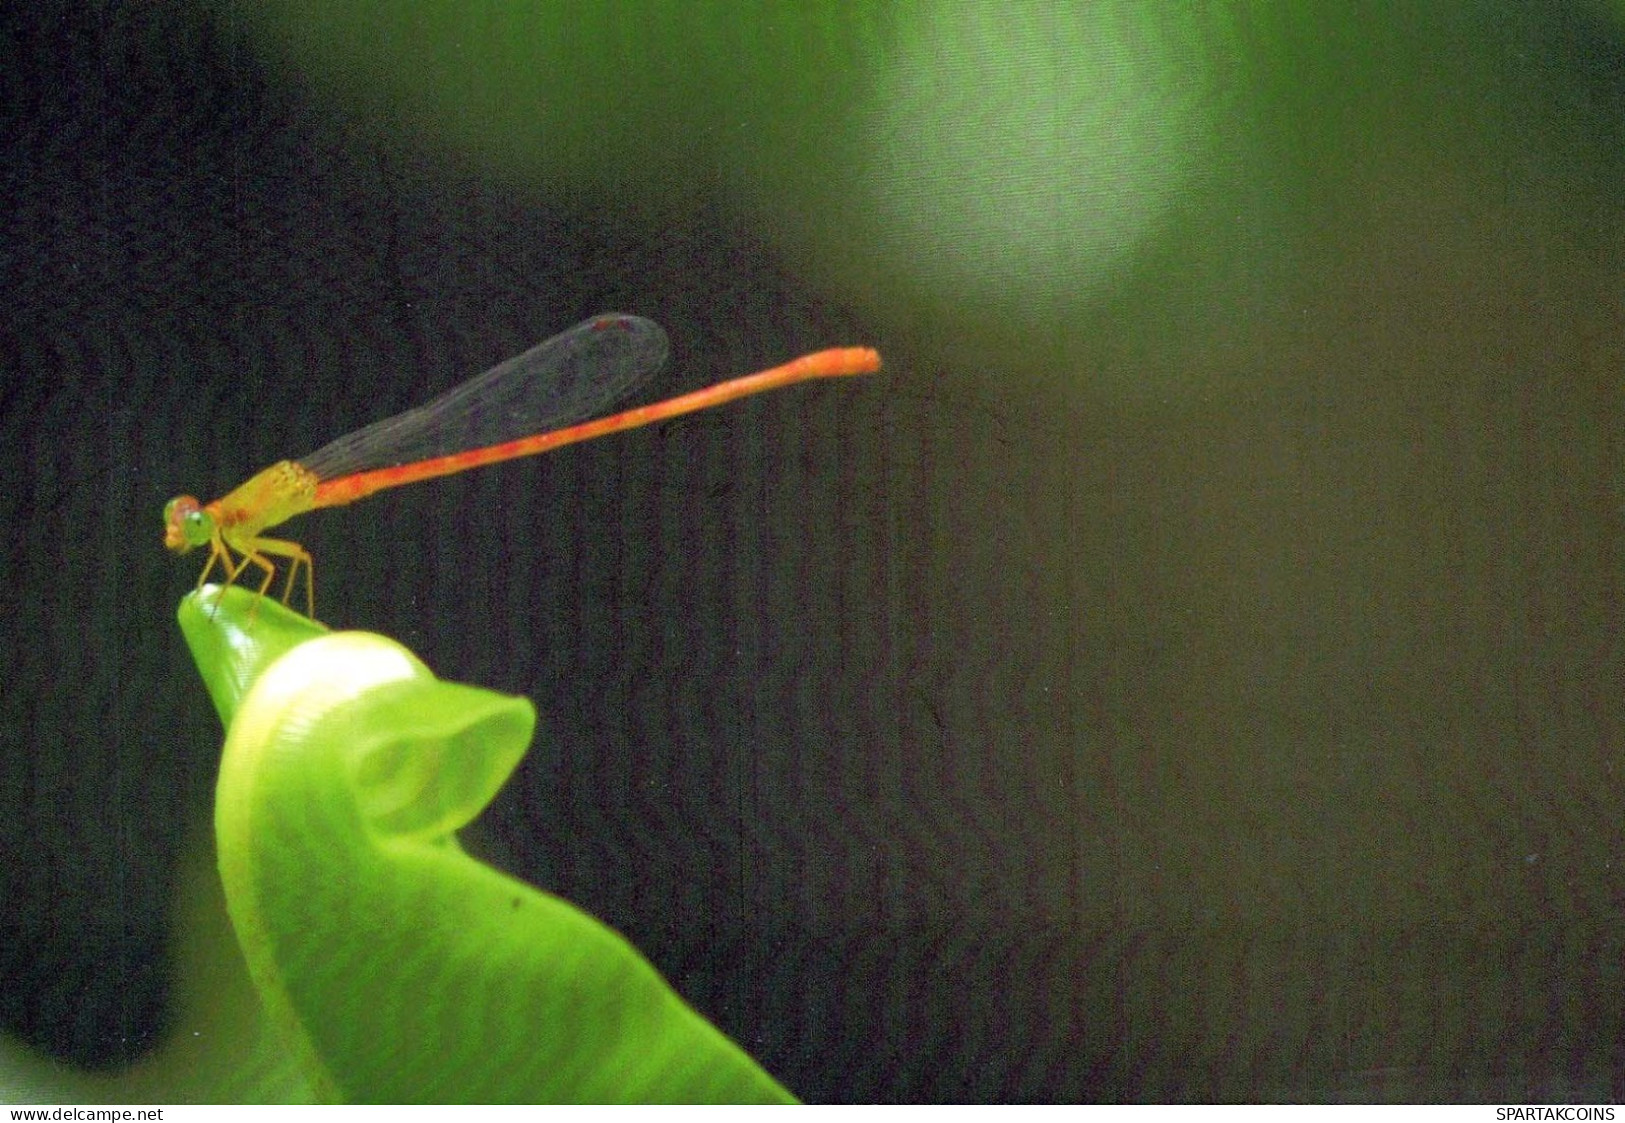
[163, 496, 216, 552]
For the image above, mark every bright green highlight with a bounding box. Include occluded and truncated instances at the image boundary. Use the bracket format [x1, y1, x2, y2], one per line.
[182, 585, 794, 1104]
[856, 4, 1216, 312]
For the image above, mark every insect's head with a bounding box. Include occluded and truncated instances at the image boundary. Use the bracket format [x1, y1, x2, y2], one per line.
[163, 495, 215, 554]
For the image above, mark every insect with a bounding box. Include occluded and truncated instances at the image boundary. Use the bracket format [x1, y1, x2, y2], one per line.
[163, 314, 880, 617]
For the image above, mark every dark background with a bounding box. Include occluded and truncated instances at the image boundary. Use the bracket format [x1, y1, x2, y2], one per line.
[2, 0, 1623, 1103]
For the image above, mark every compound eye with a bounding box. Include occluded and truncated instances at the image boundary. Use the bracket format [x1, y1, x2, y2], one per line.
[181, 508, 213, 546]
[163, 496, 214, 551]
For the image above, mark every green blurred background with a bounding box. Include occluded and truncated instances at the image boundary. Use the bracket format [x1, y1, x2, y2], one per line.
[1, 0, 1622, 1102]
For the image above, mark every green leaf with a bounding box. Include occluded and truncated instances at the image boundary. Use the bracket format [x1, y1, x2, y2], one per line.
[177, 584, 330, 728]
[183, 585, 795, 1104]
